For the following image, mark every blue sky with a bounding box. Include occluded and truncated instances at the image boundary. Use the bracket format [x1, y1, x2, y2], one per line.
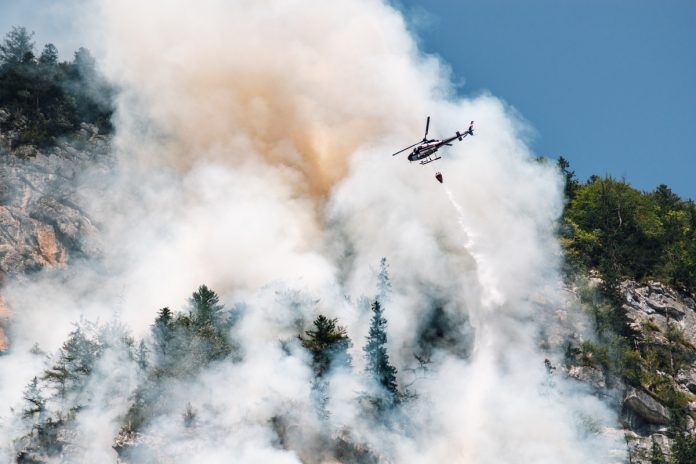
[1, 0, 694, 198]
[0, 0, 87, 60]
[397, 0, 696, 199]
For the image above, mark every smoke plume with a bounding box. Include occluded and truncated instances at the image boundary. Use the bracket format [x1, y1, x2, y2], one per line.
[0, 0, 626, 462]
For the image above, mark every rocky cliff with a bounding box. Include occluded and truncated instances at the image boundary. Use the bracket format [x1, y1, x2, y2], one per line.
[0, 124, 112, 350]
[563, 279, 696, 462]
[620, 280, 696, 462]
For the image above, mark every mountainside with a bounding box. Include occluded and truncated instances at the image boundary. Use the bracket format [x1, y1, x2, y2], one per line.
[1, 133, 695, 463]
[567, 278, 696, 463]
[0, 10, 695, 464]
[0, 126, 111, 351]
[620, 280, 696, 462]
[0, 123, 109, 275]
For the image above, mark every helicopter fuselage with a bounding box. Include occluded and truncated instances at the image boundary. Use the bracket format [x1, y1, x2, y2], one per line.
[407, 142, 441, 162]
[392, 118, 474, 164]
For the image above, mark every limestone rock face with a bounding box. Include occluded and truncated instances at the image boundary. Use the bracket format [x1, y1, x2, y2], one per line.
[676, 369, 696, 394]
[567, 365, 607, 390]
[622, 281, 695, 335]
[0, 127, 110, 277]
[623, 387, 671, 425]
[0, 126, 112, 350]
[625, 432, 671, 464]
[614, 280, 696, 462]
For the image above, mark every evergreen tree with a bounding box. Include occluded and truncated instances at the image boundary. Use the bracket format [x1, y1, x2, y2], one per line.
[187, 285, 232, 363]
[72, 47, 96, 77]
[557, 156, 579, 202]
[38, 43, 58, 65]
[377, 257, 391, 303]
[363, 300, 399, 408]
[671, 432, 696, 464]
[15, 377, 63, 463]
[42, 324, 101, 401]
[189, 285, 223, 328]
[300, 314, 351, 377]
[652, 184, 681, 213]
[299, 314, 351, 419]
[16, 325, 103, 461]
[649, 437, 667, 464]
[183, 402, 196, 428]
[0, 26, 35, 66]
[136, 339, 148, 370]
[21, 377, 46, 421]
[152, 307, 173, 359]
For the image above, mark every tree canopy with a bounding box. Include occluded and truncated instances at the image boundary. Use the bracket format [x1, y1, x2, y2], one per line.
[560, 158, 696, 293]
[300, 314, 351, 377]
[363, 300, 399, 408]
[0, 26, 114, 149]
[0, 26, 35, 66]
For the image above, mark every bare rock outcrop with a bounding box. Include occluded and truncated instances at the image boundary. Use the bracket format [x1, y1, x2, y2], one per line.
[625, 432, 671, 464]
[623, 387, 671, 425]
[615, 280, 696, 461]
[0, 125, 112, 351]
[622, 280, 695, 335]
[0, 125, 110, 275]
[676, 368, 696, 394]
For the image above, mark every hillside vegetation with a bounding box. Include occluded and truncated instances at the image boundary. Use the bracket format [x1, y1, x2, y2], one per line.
[559, 156, 696, 294]
[558, 158, 696, 462]
[0, 26, 113, 150]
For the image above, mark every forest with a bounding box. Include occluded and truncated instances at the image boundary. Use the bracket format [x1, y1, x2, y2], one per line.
[13, 272, 401, 463]
[0, 26, 113, 149]
[559, 156, 696, 294]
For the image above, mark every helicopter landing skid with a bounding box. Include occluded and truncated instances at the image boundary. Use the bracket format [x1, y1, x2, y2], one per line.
[420, 156, 442, 165]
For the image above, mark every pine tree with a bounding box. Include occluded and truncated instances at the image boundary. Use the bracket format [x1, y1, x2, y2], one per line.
[152, 307, 173, 359]
[42, 325, 101, 401]
[21, 377, 46, 421]
[189, 285, 223, 328]
[649, 437, 667, 464]
[188, 285, 232, 363]
[557, 156, 579, 202]
[672, 432, 696, 464]
[652, 184, 681, 214]
[300, 315, 351, 377]
[136, 339, 148, 370]
[18, 326, 100, 461]
[377, 257, 391, 303]
[38, 44, 58, 65]
[72, 47, 96, 77]
[183, 402, 196, 428]
[0, 26, 35, 66]
[299, 315, 351, 419]
[363, 300, 399, 408]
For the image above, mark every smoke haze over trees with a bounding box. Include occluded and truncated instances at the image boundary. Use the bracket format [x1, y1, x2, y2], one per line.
[0, 1, 695, 463]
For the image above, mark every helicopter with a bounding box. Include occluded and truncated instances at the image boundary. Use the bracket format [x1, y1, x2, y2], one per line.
[391, 117, 474, 166]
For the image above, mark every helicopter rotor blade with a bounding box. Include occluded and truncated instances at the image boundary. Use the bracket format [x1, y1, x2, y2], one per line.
[391, 141, 421, 156]
[423, 116, 430, 141]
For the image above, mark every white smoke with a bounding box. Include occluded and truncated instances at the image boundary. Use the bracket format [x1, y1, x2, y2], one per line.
[0, 0, 626, 462]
